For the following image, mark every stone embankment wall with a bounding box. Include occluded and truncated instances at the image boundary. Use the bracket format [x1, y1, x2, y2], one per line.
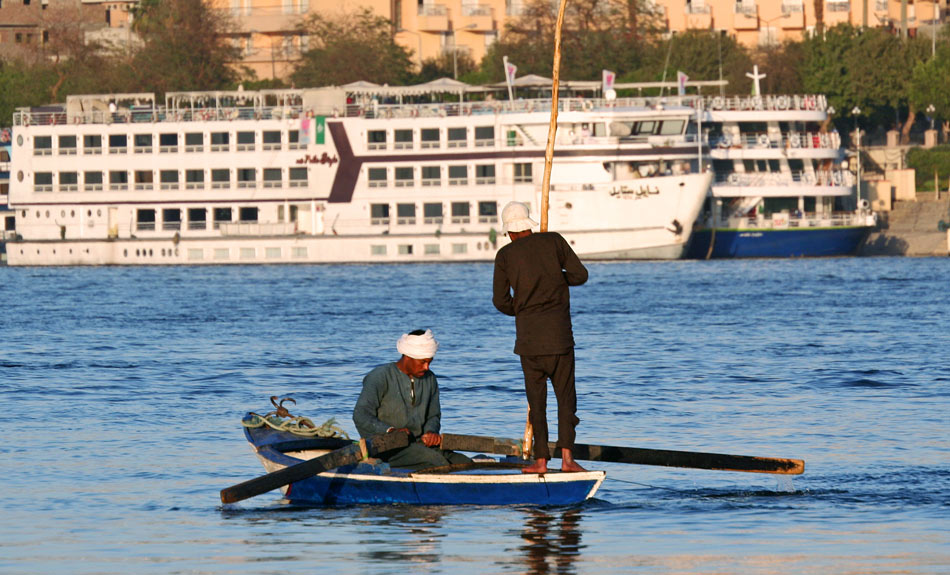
[860, 193, 950, 256]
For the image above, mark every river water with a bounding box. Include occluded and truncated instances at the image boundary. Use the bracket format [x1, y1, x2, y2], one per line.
[1, 258, 947, 574]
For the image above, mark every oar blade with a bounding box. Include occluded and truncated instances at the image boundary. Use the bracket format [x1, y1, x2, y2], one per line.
[441, 433, 522, 456]
[221, 430, 408, 504]
[564, 443, 804, 475]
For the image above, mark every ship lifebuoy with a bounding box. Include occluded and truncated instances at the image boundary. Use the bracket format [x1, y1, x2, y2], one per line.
[582, 100, 593, 111]
[776, 95, 790, 110]
[804, 96, 816, 110]
[718, 135, 732, 148]
[728, 173, 740, 185]
[832, 171, 843, 185]
[819, 133, 830, 148]
[803, 172, 815, 184]
[790, 134, 801, 148]
[757, 134, 770, 147]
[711, 97, 724, 110]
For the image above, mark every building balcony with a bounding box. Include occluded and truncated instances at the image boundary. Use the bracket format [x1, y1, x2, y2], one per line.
[458, 4, 493, 30]
[781, 2, 805, 27]
[825, 1, 852, 25]
[685, 4, 712, 29]
[232, 13, 295, 34]
[418, 4, 450, 32]
[733, 4, 759, 29]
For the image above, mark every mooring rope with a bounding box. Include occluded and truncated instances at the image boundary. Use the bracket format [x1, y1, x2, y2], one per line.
[241, 396, 350, 439]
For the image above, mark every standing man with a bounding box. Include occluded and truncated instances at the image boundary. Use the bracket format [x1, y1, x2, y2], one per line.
[353, 329, 471, 471]
[492, 201, 589, 473]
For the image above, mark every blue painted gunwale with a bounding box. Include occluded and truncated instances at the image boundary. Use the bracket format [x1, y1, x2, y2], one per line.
[686, 225, 872, 259]
[244, 424, 606, 506]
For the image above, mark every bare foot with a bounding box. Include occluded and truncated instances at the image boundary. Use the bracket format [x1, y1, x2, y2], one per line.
[522, 459, 549, 474]
[560, 460, 587, 473]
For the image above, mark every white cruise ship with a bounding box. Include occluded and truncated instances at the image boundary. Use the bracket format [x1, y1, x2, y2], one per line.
[7, 83, 711, 266]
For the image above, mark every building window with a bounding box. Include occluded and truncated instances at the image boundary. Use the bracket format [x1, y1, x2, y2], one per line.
[478, 201, 498, 223]
[451, 202, 470, 224]
[371, 203, 390, 225]
[397, 203, 416, 225]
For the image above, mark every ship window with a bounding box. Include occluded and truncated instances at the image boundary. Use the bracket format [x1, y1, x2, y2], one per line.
[59, 172, 78, 191]
[394, 167, 414, 187]
[289, 167, 307, 187]
[34, 172, 53, 192]
[185, 132, 203, 152]
[398, 244, 413, 255]
[83, 134, 102, 153]
[163, 209, 181, 231]
[288, 130, 304, 149]
[448, 165, 468, 185]
[213, 207, 232, 229]
[134, 133, 151, 146]
[262, 130, 281, 150]
[370, 203, 390, 225]
[474, 126, 494, 146]
[211, 132, 229, 151]
[239, 207, 258, 222]
[109, 134, 127, 153]
[367, 130, 387, 150]
[187, 208, 207, 230]
[397, 203, 416, 224]
[237, 131, 255, 151]
[452, 243, 467, 254]
[424, 244, 440, 255]
[84, 171, 103, 189]
[241, 248, 256, 260]
[159, 133, 178, 153]
[451, 202, 470, 223]
[659, 120, 685, 135]
[420, 128, 440, 148]
[186, 169, 204, 183]
[514, 163, 533, 183]
[211, 169, 229, 189]
[423, 203, 443, 224]
[58, 135, 77, 154]
[237, 168, 256, 188]
[394, 129, 413, 149]
[368, 167, 387, 188]
[109, 171, 128, 189]
[136, 209, 156, 231]
[371, 245, 387, 256]
[421, 166, 440, 186]
[788, 159, 804, 172]
[593, 123, 607, 137]
[160, 171, 179, 190]
[263, 168, 282, 188]
[34, 136, 52, 155]
[475, 164, 496, 185]
[478, 201, 498, 223]
[266, 247, 281, 259]
[447, 127, 467, 148]
[634, 121, 657, 135]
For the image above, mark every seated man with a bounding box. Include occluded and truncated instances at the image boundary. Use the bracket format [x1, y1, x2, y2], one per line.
[353, 329, 471, 471]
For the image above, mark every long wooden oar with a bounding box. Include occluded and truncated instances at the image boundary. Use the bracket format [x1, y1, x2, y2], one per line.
[441, 433, 804, 475]
[220, 430, 409, 504]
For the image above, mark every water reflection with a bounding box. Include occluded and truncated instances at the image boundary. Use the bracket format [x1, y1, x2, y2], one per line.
[355, 506, 447, 566]
[517, 508, 584, 575]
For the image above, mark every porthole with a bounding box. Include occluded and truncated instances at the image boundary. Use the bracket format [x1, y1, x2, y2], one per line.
[61, 210, 66, 217]
[124, 249, 128, 257]
[135, 249, 140, 256]
[36, 211, 40, 218]
[149, 249, 153, 256]
[17, 171, 23, 182]
[97, 209, 102, 217]
[17, 135, 24, 146]
[22, 210, 27, 218]
[45, 210, 50, 218]
[161, 249, 165, 256]
[88, 210, 92, 217]
[71, 210, 75, 217]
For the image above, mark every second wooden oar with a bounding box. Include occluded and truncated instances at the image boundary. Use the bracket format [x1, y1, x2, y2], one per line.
[220, 430, 409, 503]
[441, 433, 803, 475]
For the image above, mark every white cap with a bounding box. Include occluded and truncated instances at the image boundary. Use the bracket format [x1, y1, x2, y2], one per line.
[501, 201, 538, 234]
[396, 329, 439, 360]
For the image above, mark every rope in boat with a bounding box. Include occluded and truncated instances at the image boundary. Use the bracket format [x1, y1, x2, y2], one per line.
[241, 396, 350, 439]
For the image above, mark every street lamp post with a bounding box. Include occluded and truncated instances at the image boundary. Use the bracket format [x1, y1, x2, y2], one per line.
[927, 104, 936, 130]
[852, 106, 862, 208]
[761, 12, 790, 47]
[398, 29, 423, 69]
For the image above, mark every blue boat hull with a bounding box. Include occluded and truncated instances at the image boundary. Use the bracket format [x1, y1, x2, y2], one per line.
[243, 423, 605, 506]
[686, 226, 871, 259]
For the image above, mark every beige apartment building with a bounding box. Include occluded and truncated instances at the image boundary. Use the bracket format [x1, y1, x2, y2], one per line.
[0, 0, 942, 81]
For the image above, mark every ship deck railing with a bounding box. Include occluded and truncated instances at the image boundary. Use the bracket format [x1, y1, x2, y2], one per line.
[13, 95, 703, 127]
[703, 94, 829, 113]
[710, 132, 841, 150]
[714, 169, 855, 187]
[720, 211, 875, 229]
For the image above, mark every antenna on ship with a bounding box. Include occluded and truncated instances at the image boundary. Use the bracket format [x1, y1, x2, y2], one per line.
[522, 0, 570, 458]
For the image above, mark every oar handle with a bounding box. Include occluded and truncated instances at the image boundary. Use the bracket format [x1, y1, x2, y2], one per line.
[221, 430, 409, 504]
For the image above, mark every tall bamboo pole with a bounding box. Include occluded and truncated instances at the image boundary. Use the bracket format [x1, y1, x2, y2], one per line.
[523, 0, 570, 461]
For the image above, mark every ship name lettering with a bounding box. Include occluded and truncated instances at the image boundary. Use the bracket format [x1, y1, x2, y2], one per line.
[296, 153, 339, 166]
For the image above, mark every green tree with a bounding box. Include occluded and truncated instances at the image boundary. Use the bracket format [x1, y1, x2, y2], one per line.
[290, 9, 415, 87]
[121, 0, 241, 95]
[754, 41, 805, 95]
[650, 30, 753, 94]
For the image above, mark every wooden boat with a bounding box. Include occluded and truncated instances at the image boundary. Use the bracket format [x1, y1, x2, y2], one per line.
[244, 415, 606, 506]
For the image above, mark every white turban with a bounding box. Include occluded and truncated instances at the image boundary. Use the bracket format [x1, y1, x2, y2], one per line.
[396, 329, 439, 360]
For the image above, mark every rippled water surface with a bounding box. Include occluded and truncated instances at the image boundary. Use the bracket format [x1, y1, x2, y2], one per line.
[1, 258, 948, 574]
